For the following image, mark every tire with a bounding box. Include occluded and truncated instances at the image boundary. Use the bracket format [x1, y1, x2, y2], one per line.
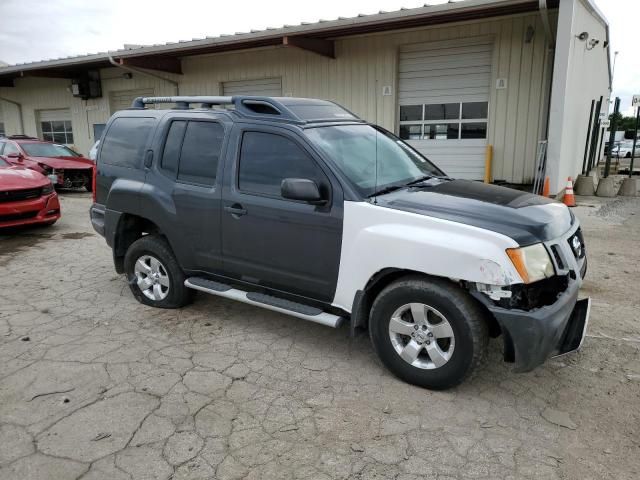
[124, 235, 192, 309]
[85, 182, 93, 193]
[369, 276, 488, 390]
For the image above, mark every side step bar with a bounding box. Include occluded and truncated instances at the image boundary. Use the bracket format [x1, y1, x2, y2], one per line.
[184, 277, 344, 328]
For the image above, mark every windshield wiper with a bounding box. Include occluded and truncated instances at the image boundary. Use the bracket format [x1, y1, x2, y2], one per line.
[367, 184, 406, 198]
[405, 175, 434, 186]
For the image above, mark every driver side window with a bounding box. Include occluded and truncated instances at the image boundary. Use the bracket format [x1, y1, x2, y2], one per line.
[238, 131, 326, 198]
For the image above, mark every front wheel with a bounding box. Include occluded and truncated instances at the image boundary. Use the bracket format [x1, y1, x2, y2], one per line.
[369, 276, 488, 390]
[124, 235, 192, 309]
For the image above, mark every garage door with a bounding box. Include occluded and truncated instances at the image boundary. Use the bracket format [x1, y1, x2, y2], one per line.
[37, 109, 73, 144]
[109, 88, 155, 113]
[222, 78, 282, 97]
[398, 38, 493, 180]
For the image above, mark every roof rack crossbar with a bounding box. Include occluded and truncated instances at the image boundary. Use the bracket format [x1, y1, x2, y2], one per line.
[131, 96, 233, 108]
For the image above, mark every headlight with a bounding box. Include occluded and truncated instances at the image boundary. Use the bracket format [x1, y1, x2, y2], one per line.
[41, 182, 54, 195]
[506, 243, 555, 284]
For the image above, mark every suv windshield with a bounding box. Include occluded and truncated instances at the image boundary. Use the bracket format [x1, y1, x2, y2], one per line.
[305, 124, 444, 197]
[21, 143, 80, 158]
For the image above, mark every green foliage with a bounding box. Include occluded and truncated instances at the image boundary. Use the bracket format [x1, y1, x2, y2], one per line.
[608, 113, 639, 138]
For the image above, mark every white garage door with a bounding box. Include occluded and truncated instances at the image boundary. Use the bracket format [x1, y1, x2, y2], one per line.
[109, 88, 155, 113]
[398, 38, 493, 180]
[37, 109, 73, 144]
[222, 78, 282, 97]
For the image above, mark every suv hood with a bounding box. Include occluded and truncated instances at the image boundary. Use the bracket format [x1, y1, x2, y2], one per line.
[375, 179, 573, 246]
[30, 156, 93, 170]
[0, 166, 49, 191]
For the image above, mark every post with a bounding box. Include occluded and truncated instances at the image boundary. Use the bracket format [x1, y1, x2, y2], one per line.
[484, 145, 493, 184]
[630, 107, 640, 178]
[582, 100, 595, 175]
[596, 128, 606, 171]
[604, 97, 621, 178]
[588, 96, 603, 173]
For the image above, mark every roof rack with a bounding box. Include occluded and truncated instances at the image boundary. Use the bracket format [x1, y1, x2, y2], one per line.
[130, 96, 362, 124]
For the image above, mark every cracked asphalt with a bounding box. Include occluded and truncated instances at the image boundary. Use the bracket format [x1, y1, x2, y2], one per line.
[0, 192, 639, 480]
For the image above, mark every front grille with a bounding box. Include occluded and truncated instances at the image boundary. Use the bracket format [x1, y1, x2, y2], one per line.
[0, 187, 42, 204]
[0, 210, 39, 222]
[567, 229, 586, 260]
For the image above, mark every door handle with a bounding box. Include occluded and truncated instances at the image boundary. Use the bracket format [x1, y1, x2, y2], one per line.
[224, 204, 247, 217]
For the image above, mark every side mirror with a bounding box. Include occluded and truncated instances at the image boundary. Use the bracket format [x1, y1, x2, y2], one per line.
[7, 152, 22, 161]
[281, 178, 325, 204]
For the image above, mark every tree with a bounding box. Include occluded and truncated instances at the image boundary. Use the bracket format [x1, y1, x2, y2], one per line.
[608, 113, 638, 138]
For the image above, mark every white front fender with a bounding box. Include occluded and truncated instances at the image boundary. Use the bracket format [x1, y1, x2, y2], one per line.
[332, 201, 523, 312]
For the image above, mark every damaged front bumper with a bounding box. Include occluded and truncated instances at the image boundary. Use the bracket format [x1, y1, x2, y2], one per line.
[474, 224, 590, 372]
[474, 280, 590, 372]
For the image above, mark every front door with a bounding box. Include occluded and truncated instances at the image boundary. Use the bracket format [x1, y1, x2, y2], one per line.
[221, 125, 343, 302]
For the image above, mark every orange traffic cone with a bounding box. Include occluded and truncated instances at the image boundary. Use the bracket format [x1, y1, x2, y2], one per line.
[563, 177, 576, 207]
[542, 177, 550, 197]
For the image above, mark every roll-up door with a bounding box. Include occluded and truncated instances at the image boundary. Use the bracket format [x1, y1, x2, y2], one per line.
[109, 88, 155, 113]
[398, 38, 493, 180]
[222, 78, 282, 97]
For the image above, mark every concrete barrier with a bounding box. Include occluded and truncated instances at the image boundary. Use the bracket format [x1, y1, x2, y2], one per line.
[574, 175, 596, 196]
[595, 177, 616, 197]
[618, 178, 638, 197]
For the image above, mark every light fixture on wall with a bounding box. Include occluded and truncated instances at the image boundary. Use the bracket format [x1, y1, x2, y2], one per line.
[587, 38, 600, 50]
[122, 72, 133, 79]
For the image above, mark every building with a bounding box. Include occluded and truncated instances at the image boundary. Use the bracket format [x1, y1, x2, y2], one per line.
[0, 0, 610, 194]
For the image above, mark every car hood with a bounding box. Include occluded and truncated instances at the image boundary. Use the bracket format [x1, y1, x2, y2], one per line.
[30, 156, 94, 169]
[0, 166, 49, 191]
[375, 178, 573, 245]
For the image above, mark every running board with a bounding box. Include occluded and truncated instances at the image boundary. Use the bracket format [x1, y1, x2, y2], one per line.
[184, 277, 344, 328]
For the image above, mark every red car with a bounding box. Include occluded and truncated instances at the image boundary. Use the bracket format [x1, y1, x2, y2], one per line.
[0, 155, 61, 228]
[0, 135, 94, 191]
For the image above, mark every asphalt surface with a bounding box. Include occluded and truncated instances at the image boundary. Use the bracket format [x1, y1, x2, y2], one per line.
[0, 191, 638, 480]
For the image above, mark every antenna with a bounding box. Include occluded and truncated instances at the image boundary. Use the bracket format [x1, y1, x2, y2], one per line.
[373, 128, 379, 204]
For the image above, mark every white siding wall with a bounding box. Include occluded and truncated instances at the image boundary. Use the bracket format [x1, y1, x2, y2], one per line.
[547, 0, 610, 194]
[0, 12, 554, 180]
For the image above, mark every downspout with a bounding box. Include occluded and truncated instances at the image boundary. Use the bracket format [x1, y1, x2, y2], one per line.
[0, 96, 24, 134]
[539, 0, 555, 140]
[108, 55, 179, 95]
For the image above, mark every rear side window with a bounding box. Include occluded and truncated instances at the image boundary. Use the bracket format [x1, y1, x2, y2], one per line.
[101, 117, 156, 168]
[238, 131, 324, 197]
[161, 121, 187, 174]
[177, 122, 224, 186]
[2, 142, 20, 156]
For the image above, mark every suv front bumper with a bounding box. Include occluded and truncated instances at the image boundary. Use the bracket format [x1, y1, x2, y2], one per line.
[478, 280, 590, 372]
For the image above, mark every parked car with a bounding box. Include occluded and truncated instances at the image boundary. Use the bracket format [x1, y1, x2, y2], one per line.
[614, 140, 639, 158]
[88, 140, 100, 162]
[0, 135, 94, 191]
[0, 155, 61, 228]
[90, 96, 590, 390]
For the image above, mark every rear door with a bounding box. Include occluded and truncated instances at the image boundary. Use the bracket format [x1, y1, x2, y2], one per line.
[220, 125, 343, 302]
[151, 117, 227, 272]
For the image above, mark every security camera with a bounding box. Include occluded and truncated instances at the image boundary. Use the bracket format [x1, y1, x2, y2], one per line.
[577, 32, 589, 41]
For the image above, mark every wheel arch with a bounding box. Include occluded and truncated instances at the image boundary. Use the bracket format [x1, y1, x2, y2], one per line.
[112, 213, 166, 273]
[350, 268, 501, 339]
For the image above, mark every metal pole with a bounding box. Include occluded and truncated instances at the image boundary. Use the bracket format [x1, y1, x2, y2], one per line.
[588, 97, 603, 172]
[582, 99, 595, 174]
[596, 127, 605, 171]
[604, 97, 621, 178]
[630, 107, 640, 178]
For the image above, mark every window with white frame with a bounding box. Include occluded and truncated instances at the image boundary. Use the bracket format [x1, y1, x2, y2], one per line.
[40, 120, 74, 144]
[399, 102, 488, 141]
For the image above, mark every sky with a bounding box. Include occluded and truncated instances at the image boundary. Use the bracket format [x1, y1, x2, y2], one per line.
[0, 0, 637, 115]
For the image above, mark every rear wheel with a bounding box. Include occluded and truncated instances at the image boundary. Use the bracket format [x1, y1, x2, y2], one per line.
[124, 235, 192, 309]
[369, 276, 488, 390]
